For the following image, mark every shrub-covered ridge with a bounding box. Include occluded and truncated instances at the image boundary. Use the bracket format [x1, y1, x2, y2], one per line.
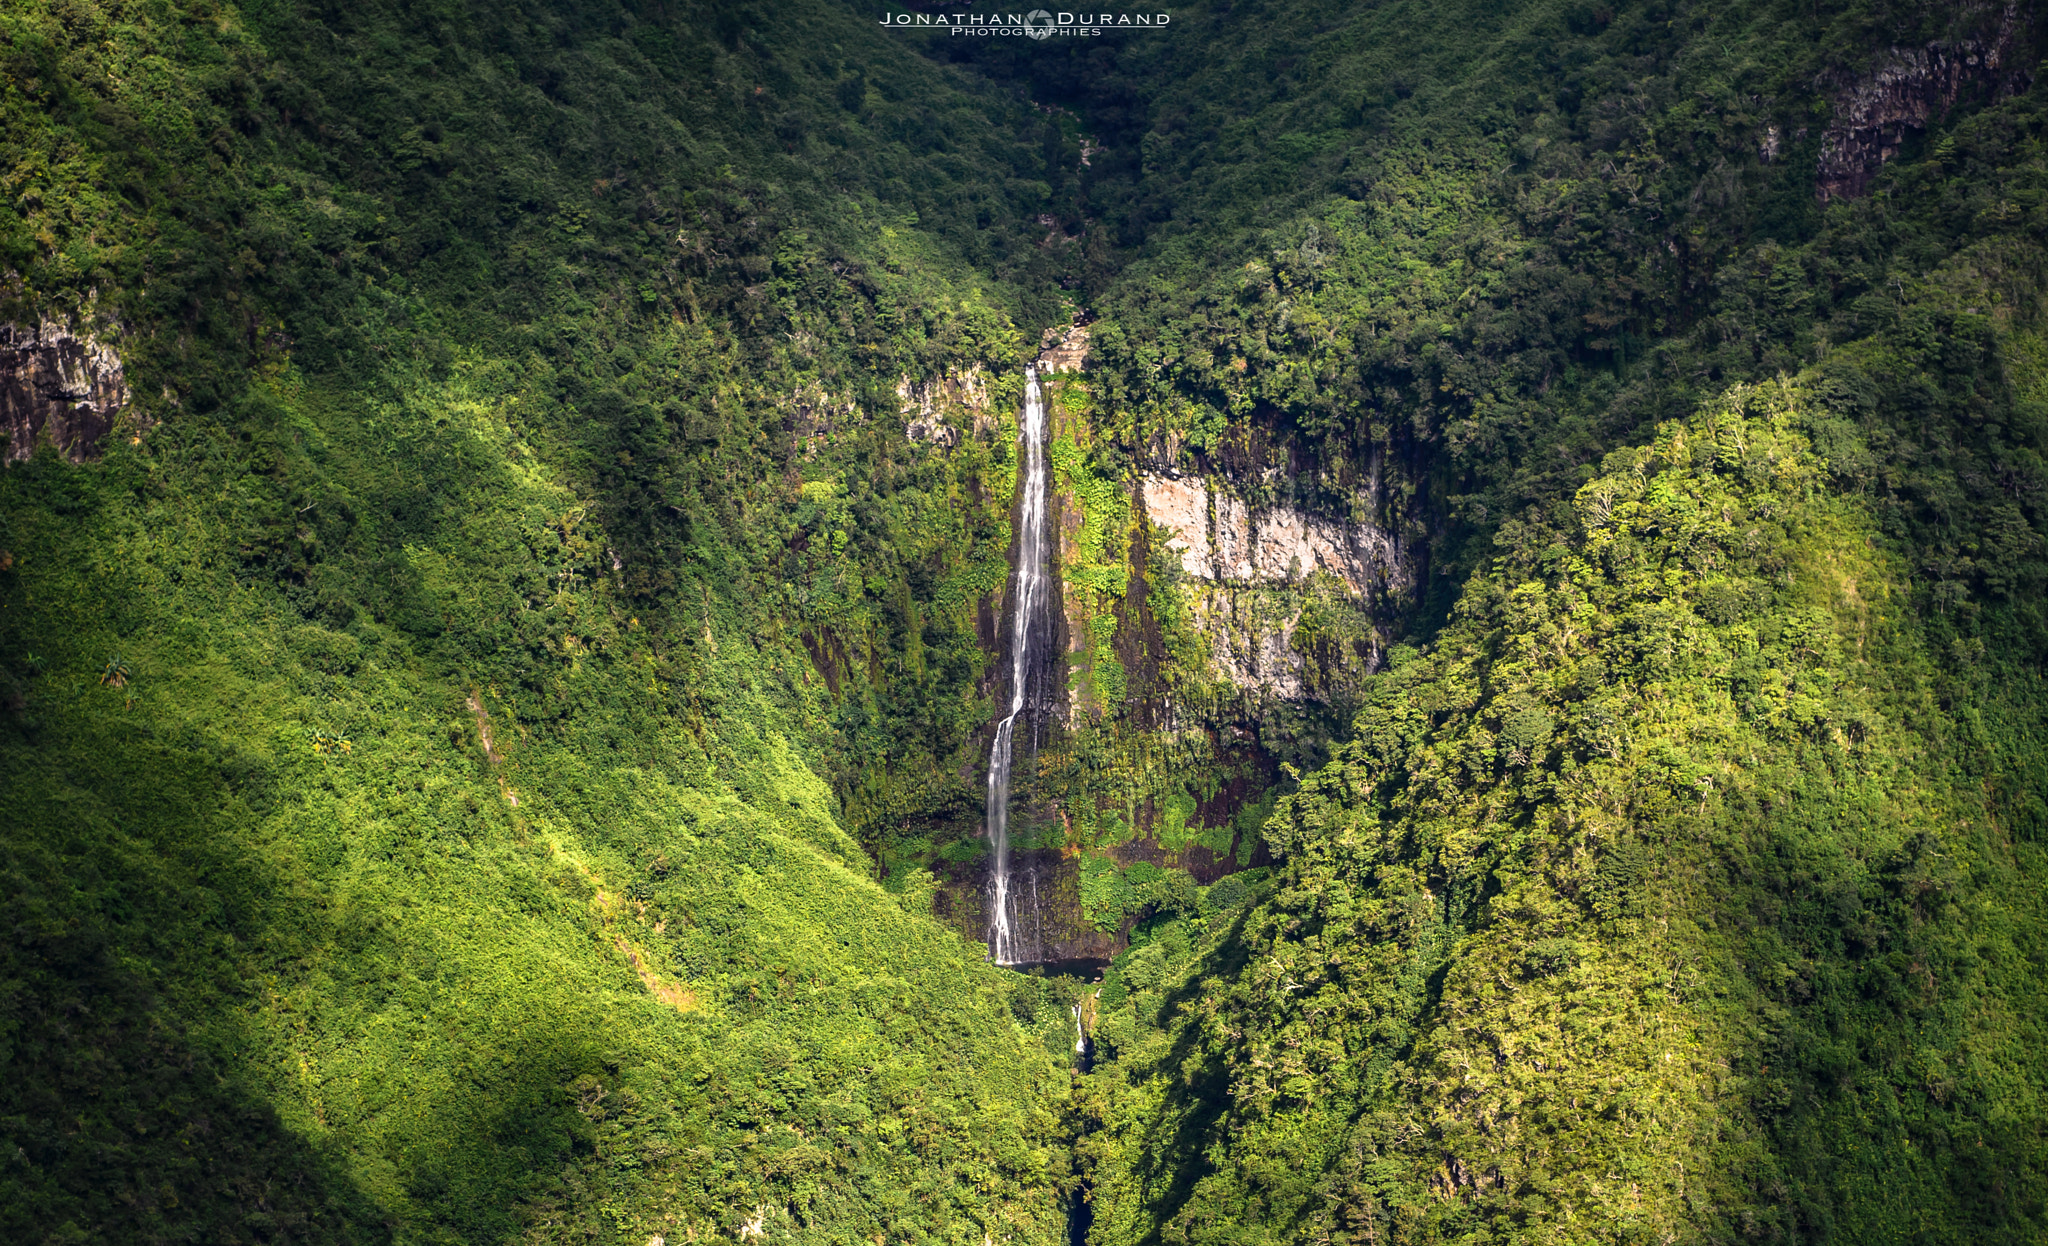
[1076, 380, 2048, 1242]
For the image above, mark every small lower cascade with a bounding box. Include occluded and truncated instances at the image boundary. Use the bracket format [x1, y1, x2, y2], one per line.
[987, 364, 1050, 966]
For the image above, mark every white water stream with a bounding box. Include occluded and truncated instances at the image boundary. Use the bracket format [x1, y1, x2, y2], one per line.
[987, 365, 1049, 965]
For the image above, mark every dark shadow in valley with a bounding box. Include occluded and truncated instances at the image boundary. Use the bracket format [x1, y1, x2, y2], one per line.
[0, 706, 395, 1244]
[1117, 905, 1257, 1245]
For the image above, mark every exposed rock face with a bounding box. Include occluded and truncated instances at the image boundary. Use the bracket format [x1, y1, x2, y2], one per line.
[1140, 472, 1404, 700]
[936, 833, 1246, 968]
[937, 846, 1118, 967]
[1, 322, 129, 463]
[1142, 474, 1397, 591]
[1036, 323, 1088, 374]
[899, 367, 990, 447]
[898, 326, 1086, 448]
[1816, 3, 2032, 202]
[784, 383, 861, 461]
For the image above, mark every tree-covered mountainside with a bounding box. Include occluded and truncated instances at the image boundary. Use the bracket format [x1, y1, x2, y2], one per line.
[0, 0, 1081, 1241]
[1080, 382, 2048, 1242]
[4, 0, 2047, 1242]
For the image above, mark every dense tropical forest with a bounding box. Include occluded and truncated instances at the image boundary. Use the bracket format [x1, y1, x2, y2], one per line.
[2, 0, 2045, 1241]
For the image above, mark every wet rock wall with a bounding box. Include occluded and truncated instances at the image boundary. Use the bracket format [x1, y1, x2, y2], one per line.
[0, 321, 129, 464]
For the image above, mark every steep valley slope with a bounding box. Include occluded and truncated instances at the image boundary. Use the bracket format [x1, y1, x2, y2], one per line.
[3, 0, 2048, 1243]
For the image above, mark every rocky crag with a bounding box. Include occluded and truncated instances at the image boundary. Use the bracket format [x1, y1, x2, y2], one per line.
[0, 322, 129, 463]
[1817, 1, 2034, 200]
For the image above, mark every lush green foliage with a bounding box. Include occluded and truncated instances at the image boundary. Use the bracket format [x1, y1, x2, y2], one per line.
[1077, 380, 2048, 1241]
[1029, 2, 2048, 1242]
[6, 0, 2048, 1241]
[0, 0, 1088, 1239]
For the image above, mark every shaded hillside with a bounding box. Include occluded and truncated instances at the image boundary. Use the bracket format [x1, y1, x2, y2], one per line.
[1041, 3, 2048, 1240]
[0, 0, 1087, 1239]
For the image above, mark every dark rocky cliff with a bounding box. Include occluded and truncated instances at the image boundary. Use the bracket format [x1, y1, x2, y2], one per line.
[0, 322, 129, 463]
[1817, 2, 2035, 200]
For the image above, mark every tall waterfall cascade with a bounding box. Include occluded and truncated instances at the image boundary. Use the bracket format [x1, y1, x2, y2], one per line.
[987, 364, 1049, 965]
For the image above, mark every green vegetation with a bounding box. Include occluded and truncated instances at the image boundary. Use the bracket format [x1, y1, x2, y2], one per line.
[0, 0, 1080, 1239]
[1078, 857, 1202, 933]
[1078, 381, 2048, 1241]
[1047, 1, 2048, 1241]
[6, 0, 2048, 1240]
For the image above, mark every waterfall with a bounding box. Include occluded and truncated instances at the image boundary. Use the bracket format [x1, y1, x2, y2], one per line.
[987, 364, 1049, 966]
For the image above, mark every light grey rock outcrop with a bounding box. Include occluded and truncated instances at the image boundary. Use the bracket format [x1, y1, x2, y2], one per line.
[1140, 472, 1405, 701]
[898, 367, 988, 447]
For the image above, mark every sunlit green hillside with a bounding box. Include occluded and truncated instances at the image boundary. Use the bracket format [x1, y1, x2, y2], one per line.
[4, 0, 2047, 1242]
[1, 0, 1078, 1240]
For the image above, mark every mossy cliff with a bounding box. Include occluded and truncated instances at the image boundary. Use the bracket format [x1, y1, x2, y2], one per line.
[881, 333, 1407, 966]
